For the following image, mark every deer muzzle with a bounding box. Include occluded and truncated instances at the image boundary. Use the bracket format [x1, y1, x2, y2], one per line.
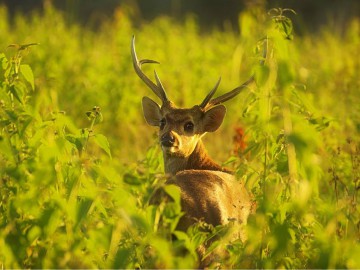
[161, 132, 176, 147]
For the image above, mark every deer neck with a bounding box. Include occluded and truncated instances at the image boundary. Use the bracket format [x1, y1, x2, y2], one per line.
[163, 140, 229, 176]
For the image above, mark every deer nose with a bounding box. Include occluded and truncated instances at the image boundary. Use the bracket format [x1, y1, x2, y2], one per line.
[161, 132, 175, 147]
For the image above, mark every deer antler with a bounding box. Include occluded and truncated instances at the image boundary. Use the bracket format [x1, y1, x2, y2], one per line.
[131, 36, 169, 103]
[200, 38, 268, 109]
[199, 77, 221, 108]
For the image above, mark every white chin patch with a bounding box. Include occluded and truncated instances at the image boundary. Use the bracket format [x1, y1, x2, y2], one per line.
[162, 145, 184, 156]
[163, 146, 176, 153]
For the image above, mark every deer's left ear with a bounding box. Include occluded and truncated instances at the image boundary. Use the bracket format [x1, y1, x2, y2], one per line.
[202, 105, 226, 132]
[142, 96, 162, 126]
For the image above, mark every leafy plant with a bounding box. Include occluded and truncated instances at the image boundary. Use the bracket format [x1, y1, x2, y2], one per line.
[0, 3, 359, 269]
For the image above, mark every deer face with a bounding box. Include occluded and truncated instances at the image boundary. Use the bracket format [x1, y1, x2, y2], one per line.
[142, 96, 226, 157]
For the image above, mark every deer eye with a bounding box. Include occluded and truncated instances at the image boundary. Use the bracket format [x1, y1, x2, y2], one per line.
[159, 118, 166, 130]
[184, 122, 194, 132]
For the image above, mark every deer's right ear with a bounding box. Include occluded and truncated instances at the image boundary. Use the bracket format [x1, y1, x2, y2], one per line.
[202, 105, 226, 132]
[142, 96, 162, 126]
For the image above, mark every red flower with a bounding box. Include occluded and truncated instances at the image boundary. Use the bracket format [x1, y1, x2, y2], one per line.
[233, 126, 247, 154]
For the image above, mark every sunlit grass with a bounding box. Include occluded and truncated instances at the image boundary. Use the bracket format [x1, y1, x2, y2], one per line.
[0, 3, 359, 268]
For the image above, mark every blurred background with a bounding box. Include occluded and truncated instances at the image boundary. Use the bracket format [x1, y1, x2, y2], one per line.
[1, 0, 359, 33]
[0, 0, 359, 163]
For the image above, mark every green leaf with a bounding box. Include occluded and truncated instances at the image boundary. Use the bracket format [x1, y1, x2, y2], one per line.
[7, 43, 39, 51]
[9, 84, 23, 103]
[20, 64, 35, 90]
[94, 134, 112, 158]
[255, 65, 270, 87]
[280, 18, 294, 40]
[0, 52, 6, 61]
[65, 134, 84, 153]
[18, 43, 40, 51]
[27, 225, 41, 242]
[0, 53, 8, 71]
[172, 230, 198, 258]
[287, 132, 309, 160]
[113, 248, 132, 269]
[75, 198, 93, 229]
[4, 109, 18, 121]
[123, 173, 142, 185]
[164, 184, 181, 206]
[0, 135, 15, 162]
[278, 61, 294, 89]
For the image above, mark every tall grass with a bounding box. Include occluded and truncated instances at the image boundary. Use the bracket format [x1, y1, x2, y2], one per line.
[0, 3, 359, 268]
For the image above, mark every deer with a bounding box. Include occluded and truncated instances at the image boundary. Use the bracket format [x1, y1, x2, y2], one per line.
[131, 36, 265, 266]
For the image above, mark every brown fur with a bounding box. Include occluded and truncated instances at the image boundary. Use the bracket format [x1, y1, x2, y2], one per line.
[169, 169, 251, 232]
[142, 99, 255, 268]
[164, 140, 232, 175]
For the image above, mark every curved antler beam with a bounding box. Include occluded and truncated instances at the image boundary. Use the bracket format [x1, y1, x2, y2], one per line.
[207, 76, 255, 107]
[131, 36, 169, 103]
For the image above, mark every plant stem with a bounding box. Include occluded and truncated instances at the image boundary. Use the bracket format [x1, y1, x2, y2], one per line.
[283, 102, 298, 197]
[83, 117, 96, 156]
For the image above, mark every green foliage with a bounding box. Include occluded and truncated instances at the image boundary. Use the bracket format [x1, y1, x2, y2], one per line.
[0, 3, 359, 269]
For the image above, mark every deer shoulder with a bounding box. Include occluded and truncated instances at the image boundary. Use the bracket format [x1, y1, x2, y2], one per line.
[168, 170, 252, 231]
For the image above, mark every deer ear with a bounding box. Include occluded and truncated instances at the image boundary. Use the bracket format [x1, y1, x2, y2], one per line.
[203, 105, 226, 132]
[142, 96, 162, 126]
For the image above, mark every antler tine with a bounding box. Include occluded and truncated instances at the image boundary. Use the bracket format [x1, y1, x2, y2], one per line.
[206, 38, 268, 108]
[199, 77, 221, 108]
[208, 76, 254, 107]
[154, 70, 166, 94]
[131, 36, 168, 102]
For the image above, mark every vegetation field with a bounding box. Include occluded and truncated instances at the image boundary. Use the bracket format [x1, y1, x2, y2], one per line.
[0, 3, 359, 268]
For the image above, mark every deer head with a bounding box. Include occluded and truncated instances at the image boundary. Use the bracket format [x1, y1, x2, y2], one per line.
[132, 36, 263, 175]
